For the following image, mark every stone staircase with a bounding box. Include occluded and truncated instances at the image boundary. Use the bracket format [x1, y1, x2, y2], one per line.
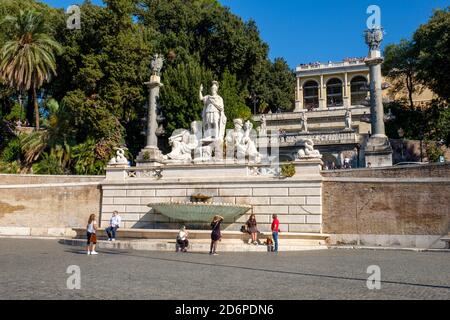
[65, 228, 330, 252]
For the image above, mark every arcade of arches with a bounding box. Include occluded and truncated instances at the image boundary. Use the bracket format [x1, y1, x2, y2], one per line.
[300, 75, 369, 110]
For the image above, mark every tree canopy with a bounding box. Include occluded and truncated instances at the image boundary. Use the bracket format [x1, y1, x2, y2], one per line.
[0, 0, 295, 174]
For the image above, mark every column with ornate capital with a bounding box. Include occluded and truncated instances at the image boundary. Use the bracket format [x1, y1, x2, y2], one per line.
[363, 27, 393, 167]
[136, 54, 164, 166]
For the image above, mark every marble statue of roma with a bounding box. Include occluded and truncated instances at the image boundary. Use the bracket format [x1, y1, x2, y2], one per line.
[199, 81, 227, 141]
[163, 121, 200, 161]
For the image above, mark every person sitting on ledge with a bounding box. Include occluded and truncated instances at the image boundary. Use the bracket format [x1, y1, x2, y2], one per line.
[105, 211, 121, 241]
[246, 214, 259, 245]
[176, 226, 189, 252]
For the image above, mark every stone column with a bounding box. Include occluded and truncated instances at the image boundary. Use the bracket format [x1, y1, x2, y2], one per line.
[319, 74, 326, 109]
[294, 77, 302, 111]
[136, 55, 165, 166]
[343, 72, 350, 108]
[363, 27, 392, 167]
[146, 76, 161, 148]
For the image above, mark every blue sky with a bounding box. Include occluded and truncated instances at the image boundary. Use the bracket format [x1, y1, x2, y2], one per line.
[41, 0, 449, 68]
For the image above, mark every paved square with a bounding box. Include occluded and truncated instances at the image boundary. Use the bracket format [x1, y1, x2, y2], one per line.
[0, 239, 448, 300]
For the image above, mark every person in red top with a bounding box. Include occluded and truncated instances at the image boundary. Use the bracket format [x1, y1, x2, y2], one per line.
[271, 214, 280, 252]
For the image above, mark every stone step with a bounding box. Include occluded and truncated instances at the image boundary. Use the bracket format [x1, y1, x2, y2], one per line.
[72, 228, 330, 242]
[61, 238, 328, 252]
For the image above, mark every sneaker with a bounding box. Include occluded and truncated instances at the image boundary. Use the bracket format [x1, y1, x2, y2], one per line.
[112, 239, 116, 241]
[87, 251, 91, 255]
[108, 238, 112, 241]
[91, 251, 98, 255]
[213, 253, 219, 256]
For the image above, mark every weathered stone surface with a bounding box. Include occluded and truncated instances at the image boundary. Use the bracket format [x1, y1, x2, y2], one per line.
[271, 196, 305, 205]
[306, 215, 322, 224]
[103, 190, 127, 197]
[140, 197, 171, 204]
[219, 188, 252, 196]
[102, 205, 126, 213]
[289, 187, 322, 196]
[253, 206, 288, 214]
[125, 205, 152, 214]
[187, 188, 219, 197]
[0, 174, 103, 185]
[289, 224, 321, 233]
[253, 188, 288, 196]
[126, 190, 156, 197]
[322, 163, 450, 179]
[289, 205, 322, 215]
[156, 189, 186, 197]
[236, 197, 269, 205]
[113, 197, 141, 205]
[322, 165, 450, 235]
[0, 182, 101, 233]
[306, 196, 322, 205]
[101, 197, 114, 205]
[118, 213, 141, 221]
[277, 215, 306, 224]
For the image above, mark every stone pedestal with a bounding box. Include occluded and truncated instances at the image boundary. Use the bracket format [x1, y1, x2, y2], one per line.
[364, 135, 393, 167]
[136, 147, 164, 166]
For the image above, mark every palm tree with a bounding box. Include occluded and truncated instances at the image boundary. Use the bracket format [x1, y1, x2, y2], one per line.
[0, 9, 62, 130]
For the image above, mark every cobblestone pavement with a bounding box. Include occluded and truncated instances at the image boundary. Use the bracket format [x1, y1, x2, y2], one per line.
[0, 238, 448, 300]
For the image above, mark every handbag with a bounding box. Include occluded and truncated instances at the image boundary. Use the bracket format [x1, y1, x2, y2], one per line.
[90, 233, 97, 243]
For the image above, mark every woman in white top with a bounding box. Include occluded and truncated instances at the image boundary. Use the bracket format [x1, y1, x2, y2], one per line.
[176, 226, 189, 252]
[86, 213, 98, 255]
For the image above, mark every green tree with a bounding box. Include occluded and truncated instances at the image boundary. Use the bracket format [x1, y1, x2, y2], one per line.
[414, 7, 450, 102]
[220, 70, 251, 126]
[160, 59, 213, 134]
[0, 9, 62, 130]
[383, 40, 419, 109]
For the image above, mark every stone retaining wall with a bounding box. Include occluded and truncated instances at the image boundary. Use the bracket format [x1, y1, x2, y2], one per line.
[322, 163, 450, 248]
[0, 175, 102, 237]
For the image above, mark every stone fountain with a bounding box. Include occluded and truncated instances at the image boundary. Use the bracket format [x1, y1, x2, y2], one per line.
[103, 54, 324, 234]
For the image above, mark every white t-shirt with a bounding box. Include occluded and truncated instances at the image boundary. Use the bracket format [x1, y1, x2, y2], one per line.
[87, 221, 96, 233]
[178, 230, 187, 241]
[110, 215, 121, 227]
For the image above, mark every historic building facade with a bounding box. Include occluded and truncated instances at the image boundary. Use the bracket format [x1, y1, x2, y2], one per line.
[294, 58, 370, 111]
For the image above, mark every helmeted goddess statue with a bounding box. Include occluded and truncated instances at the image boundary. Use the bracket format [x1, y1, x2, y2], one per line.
[199, 81, 227, 141]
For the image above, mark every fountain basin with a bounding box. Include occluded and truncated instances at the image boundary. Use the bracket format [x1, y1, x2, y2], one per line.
[148, 202, 251, 223]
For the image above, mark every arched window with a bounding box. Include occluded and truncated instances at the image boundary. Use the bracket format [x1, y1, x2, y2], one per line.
[351, 76, 368, 106]
[303, 80, 319, 110]
[326, 78, 343, 107]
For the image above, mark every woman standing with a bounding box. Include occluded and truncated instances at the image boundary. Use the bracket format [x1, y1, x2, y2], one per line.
[210, 215, 224, 255]
[86, 213, 98, 255]
[246, 214, 259, 245]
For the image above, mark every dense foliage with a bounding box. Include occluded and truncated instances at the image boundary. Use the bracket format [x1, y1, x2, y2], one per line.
[0, 0, 295, 174]
[382, 6, 449, 155]
[0, 1, 448, 174]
